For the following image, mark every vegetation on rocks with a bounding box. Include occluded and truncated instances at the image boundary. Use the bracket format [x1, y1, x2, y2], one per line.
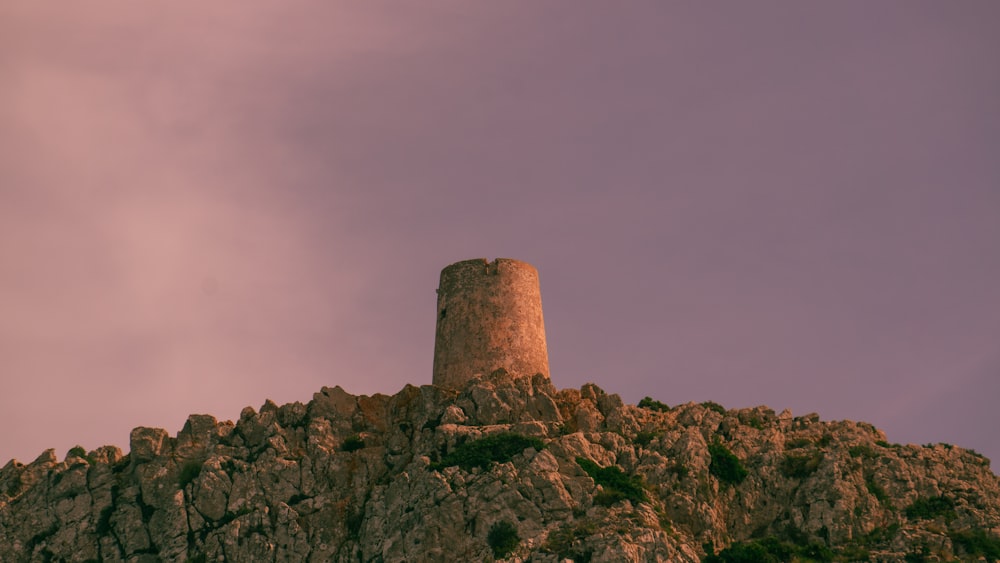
[430, 432, 544, 471]
[0, 372, 997, 562]
[486, 520, 520, 558]
[340, 434, 365, 452]
[708, 442, 748, 485]
[780, 451, 823, 479]
[948, 528, 1000, 560]
[904, 495, 956, 521]
[638, 396, 670, 412]
[704, 535, 834, 563]
[576, 457, 647, 506]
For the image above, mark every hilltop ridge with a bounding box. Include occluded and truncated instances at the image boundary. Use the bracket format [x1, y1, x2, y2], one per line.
[1, 371, 998, 562]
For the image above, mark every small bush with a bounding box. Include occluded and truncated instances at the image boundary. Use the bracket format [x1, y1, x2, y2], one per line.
[704, 536, 833, 563]
[848, 445, 874, 458]
[633, 431, 658, 447]
[949, 529, 1000, 560]
[837, 544, 870, 560]
[781, 452, 823, 479]
[487, 520, 520, 558]
[704, 540, 777, 563]
[341, 435, 365, 452]
[637, 397, 669, 412]
[905, 495, 956, 520]
[865, 477, 888, 502]
[178, 461, 203, 488]
[702, 401, 726, 415]
[593, 490, 628, 507]
[431, 433, 544, 471]
[544, 521, 596, 562]
[576, 457, 647, 505]
[667, 463, 689, 480]
[862, 523, 900, 546]
[66, 446, 97, 465]
[708, 442, 747, 486]
[785, 437, 812, 449]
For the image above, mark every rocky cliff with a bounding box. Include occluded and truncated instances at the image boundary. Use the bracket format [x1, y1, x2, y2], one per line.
[1, 372, 998, 562]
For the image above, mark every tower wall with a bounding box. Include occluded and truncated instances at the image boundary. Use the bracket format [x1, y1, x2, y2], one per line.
[432, 258, 550, 389]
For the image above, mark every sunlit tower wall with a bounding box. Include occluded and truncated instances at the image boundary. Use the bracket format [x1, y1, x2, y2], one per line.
[432, 258, 550, 389]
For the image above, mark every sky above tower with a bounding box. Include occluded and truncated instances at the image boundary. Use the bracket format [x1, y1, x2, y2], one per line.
[2, 2, 999, 470]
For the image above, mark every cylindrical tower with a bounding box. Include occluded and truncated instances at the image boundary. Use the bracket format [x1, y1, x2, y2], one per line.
[432, 258, 550, 388]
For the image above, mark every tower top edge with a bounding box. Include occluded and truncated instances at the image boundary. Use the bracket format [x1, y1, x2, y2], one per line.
[439, 258, 538, 277]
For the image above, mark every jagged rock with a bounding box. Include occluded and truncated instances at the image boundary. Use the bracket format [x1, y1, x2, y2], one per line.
[1, 373, 998, 562]
[130, 427, 170, 462]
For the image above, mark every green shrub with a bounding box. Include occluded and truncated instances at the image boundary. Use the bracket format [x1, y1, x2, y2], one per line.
[702, 401, 726, 415]
[865, 477, 888, 502]
[634, 431, 658, 447]
[905, 496, 955, 520]
[785, 437, 812, 449]
[637, 397, 670, 412]
[704, 540, 777, 563]
[544, 521, 596, 562]
[862, 523, 900, 546]
[948, 529, 1000, 560]
[848, 445, 874, 458]
[837, 544, 870, 560]
[668, 463, 689, 479]
[66, 446, 97, 465]
[341, 435, 365, 452]
[593, 490, 627, 507]
[904, 547, 931, 563]
[780, 452, 823, 479]
[576, 457, 647, 505]
[178, 461, 203, 488]
[708, 442, 747, 485]
[431, 433, 544, 471]
[487, 520, 520, 558]
[704, 536, 833, 563]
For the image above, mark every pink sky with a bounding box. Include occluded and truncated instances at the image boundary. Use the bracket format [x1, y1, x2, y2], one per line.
[2, 2, 999, 470]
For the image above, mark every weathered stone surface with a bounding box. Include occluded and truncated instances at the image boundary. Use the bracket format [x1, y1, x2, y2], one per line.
[1, 373, 998, 562]
[129, 427, 170, 462]
[433, 258, 549, 388]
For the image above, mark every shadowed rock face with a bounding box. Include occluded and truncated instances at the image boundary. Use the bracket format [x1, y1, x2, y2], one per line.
[1, 372, 998, 562]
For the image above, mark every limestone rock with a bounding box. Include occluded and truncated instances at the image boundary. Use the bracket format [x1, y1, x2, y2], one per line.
[1, 373, 998, 562]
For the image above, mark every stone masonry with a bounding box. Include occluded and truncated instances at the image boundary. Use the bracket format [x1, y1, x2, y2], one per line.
[432, 258, 549, 389]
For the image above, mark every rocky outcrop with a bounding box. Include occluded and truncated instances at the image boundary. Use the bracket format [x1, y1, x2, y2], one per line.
[1, 372, 998, 562]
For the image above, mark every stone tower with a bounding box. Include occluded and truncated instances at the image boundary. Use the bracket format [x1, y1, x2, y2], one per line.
[432, 258, 550, 388]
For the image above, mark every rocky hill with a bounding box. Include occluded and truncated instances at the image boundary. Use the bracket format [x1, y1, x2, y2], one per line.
[1, 372, 998, 562]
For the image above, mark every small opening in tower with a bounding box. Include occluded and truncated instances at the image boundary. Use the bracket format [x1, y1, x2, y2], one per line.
[440, 308, 447, 320]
